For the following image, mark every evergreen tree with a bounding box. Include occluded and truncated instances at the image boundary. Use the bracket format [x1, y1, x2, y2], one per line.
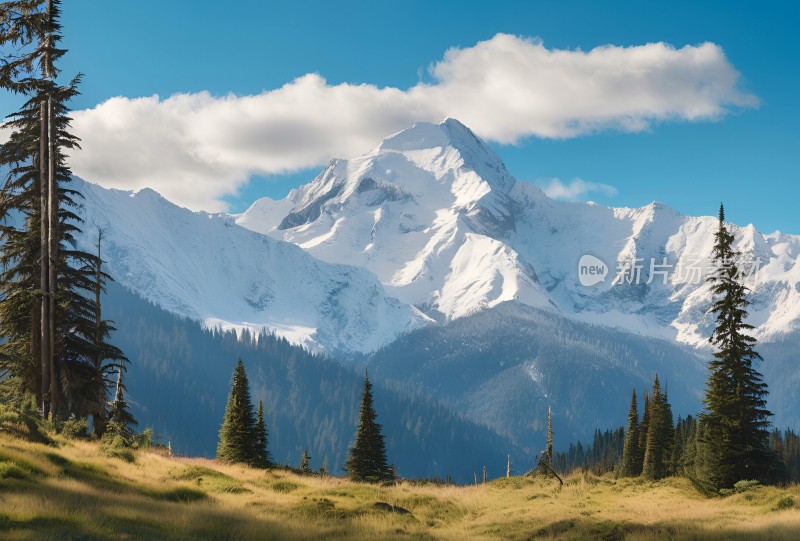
[661, 386, 675, 475]
[319, 456, 329, 476]
[299, 448, 312, 474]
[698, 204, 776, 489]
[344, 370, 392, 483]
[671, 416, 689, 476]
[217, 360, 258, 466]
[553, 427, 625, 475]
[105, 359, 137, 439]
[676, 415, 698, 478]
[255, 399, 271, 468]
[619, 389, 641, 477]
[81, 228, 127, 435]
[0, 0, 122, 422]
[642, 374, 673, 480]
[771, 429, 800, 482]
[637, 391, 651, 474]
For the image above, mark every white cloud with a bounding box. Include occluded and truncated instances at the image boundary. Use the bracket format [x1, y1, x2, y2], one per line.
[538, 177, 618, 201]
[64, 34, 757, 211]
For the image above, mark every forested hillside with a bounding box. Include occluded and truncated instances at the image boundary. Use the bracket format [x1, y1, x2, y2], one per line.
[367, 302, 709, 450]
[103, 282, 528, 481]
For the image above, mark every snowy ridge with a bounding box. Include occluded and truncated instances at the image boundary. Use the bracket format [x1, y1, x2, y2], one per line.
[236, 118, 800, 348]
[72, 179, 430, 354]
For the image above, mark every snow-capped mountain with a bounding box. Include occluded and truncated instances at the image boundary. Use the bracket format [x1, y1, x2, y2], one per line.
[68, 118, 800, 450]
[238, 118, 800, 350]
[72, 180, 429, 354]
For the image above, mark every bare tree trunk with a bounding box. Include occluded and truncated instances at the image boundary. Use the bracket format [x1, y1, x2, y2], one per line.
[47, 93, 58, 416]
[39, 97, 50, 419]
[95, 229, 102, 369]
[31, 298, 41, 403]
[93, 229, 107, 435]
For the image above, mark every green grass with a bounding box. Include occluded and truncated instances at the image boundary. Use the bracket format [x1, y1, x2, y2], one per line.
[0, 433, 799, 540]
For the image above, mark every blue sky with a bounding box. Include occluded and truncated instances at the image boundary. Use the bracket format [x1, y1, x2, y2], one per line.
[3, 1, 797, 232]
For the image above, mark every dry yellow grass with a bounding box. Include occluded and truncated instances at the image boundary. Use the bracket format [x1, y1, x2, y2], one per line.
[0, 433, 799, 540]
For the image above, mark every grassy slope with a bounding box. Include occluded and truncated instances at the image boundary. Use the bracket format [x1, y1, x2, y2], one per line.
[0, 434, 799, 540]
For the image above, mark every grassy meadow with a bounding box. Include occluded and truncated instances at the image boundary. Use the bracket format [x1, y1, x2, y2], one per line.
[0, 433, 799, 540]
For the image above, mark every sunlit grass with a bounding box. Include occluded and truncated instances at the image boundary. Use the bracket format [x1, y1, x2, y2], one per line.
[0, 433, 798, 539]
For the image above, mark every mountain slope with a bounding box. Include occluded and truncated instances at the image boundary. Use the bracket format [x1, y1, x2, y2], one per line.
[102, 281, 525, 480]
[238, 119, 800, 348]
[73, 178, 429, 354]
[366, 302, 707, 449]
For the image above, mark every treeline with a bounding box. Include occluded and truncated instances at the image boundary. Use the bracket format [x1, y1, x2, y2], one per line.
[102, 281, 522, 482]
[554, 428, 624, 475]
[555, 414, 800, 484]
[553, 206, 800, 490]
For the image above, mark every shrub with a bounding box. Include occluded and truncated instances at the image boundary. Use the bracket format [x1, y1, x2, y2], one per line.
[0, 386, 50, 443]
[0, 461, 29, 480]
[60, 418, 90, 440]
[135, 428, 154, 449]
[719, 480, 761, 496]
[100, 432, 136, 462]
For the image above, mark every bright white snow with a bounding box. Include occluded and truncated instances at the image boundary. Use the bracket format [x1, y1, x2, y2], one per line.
[69, 118, 800, 355]
[73, 180, 430, 354]
[235, 118, 800, 349]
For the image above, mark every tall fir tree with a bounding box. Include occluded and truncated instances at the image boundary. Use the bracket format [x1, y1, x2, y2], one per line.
[344, 370, 392, 483]
[661, 386, 675, 475]
[217, 360, 258, 466]
[672, 415, 696, 477]
[637, 391, 651, 474]
[698, 204, 777, 489]
[299, 448, 312, 474]
[255, 399, 272, 468]
[0, 0, 123, 422]
[642, 374, 673, 480]
[619, 389, 641, 477]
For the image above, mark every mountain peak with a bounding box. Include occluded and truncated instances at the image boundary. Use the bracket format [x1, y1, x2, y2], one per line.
[379, 121, 453, 152]
[376, 118, 514, 194]
[378, 118, 487, 152]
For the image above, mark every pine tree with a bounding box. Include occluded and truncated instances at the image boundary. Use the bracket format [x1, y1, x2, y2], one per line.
[637, 391, 651, 474]
[299, 448, 312, 474]
[255, 399, 271, 468]
[619, 389, 641, 477]
[698, 204, 776, 489]
[642, 374, 673, 480]
[319, 456, 329, 476]
[661, 386, 675, 475]
[106, 359, 137, 439]
[0, 0, 122, 422]
[676, 415, 698, 477]
[344, 370, 392, 483]
[217, 360, 258, 466]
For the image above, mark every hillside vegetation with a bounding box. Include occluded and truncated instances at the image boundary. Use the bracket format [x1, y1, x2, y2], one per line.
[0, 434, 799, 540]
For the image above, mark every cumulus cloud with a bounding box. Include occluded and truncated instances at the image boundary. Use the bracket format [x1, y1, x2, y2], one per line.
[538, 178, 619, 201]
[64, 34, 757, 211]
